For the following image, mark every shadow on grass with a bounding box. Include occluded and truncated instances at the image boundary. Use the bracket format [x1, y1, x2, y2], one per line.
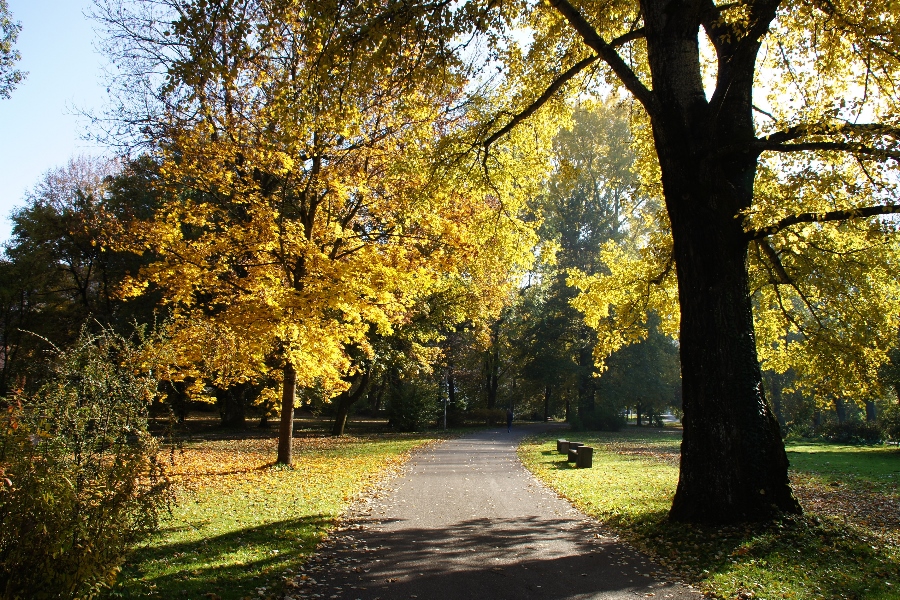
[113, 515, 333, 600]
[620, 511, 899, 600]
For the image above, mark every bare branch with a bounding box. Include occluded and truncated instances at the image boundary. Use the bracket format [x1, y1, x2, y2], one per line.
[746, 204, 900, 240]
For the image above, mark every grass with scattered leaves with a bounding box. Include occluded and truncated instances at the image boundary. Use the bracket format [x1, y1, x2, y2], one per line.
[519, 429, 900, 600]
[110, 433, 442, 600]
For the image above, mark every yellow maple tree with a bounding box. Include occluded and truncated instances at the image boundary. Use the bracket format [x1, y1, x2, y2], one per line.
[98, 0, 548, 463]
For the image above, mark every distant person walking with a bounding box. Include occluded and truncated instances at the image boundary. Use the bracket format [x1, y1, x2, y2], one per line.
[506, 408, 513, 433]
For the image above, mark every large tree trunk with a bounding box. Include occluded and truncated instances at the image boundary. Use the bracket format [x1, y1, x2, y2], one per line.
[769, 378, 786, 429]
[667, 221, 795, 521]
[642, 2, 799, 523]
[277, 363, 297, 465]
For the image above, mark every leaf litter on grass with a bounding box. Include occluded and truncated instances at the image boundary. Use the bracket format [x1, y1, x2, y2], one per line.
[520, 430, 900, 600]
[115, 433, 443, 600]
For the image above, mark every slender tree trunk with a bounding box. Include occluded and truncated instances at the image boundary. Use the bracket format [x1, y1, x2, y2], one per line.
[278, 363, 297, 465]
[331, 370, 370, 436]
[636, 403, 643, 427]
[865, 400, 877, 422]
[544, 384, 551, 421]
[332, 397, 352, 436]
[447, 371, 456, 407]
[835, 398, 847, 424]
[485, 349, 499, 410]
[371, 383, 385, 413]
[577, 345, 595, 417]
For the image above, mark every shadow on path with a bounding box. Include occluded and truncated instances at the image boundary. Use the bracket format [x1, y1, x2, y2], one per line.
[285, 425, 699, 599]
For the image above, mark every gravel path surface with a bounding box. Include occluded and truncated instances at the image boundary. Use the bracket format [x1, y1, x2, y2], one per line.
[284, 425, 700, 600]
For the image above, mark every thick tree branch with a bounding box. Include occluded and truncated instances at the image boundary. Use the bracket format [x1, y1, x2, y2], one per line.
[610, 27, 646, 48]
[746, 204, 900, 240]
[707, 0, 783, 115]
[482, 54, 598, 152]
[755, 238, 792, 284]
[753, 140, 900, 162]
[760, 122, 900, 146]
[547, 0, 660, 115]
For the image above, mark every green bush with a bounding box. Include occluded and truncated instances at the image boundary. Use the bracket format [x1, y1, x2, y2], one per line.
[464, 408, 507, 426]
[880, 403, 900, 442]
[385, 379, 440, 432]
[570, 405, 626, 432]
[0, 329, 170, 600]
[819, 420, 884, 444]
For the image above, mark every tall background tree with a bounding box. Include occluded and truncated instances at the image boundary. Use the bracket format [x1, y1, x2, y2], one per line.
[0, 0, 25, 99]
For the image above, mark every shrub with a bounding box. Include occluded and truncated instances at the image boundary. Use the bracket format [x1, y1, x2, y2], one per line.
[570, 405, 625, 432]
[385, 379, 440, 432]
[464, 408, 507, 426]
[819, 420, 884, 445]
[0, 328, 170, 600]
[881, 404, 900, 442]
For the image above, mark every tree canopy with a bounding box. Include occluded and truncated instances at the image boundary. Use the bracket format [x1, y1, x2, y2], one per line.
[94, 0, 548, 463]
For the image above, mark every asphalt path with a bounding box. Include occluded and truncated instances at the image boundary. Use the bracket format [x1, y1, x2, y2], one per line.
[285, 425, 700, 600]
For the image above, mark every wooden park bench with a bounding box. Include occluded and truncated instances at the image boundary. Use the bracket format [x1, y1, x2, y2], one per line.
[556, 439, 593, 469]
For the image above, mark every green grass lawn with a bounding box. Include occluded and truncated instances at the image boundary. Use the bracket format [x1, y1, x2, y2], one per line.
[786, 442, 900, 491]
[519, 429, 900, 600]
[111, 433, 442, 600]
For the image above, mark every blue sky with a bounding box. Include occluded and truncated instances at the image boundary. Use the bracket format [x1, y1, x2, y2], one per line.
[0, 0, 108, 245]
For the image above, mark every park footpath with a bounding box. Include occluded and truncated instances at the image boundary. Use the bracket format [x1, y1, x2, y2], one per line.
[283, 425, 701, 600]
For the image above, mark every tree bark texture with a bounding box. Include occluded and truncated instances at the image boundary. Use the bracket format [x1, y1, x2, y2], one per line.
[640, 0, 799, 522]
[277, 362, 297, 465]
[770, 382, 786, 429]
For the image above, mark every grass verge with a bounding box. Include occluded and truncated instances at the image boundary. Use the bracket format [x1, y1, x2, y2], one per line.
[110, 432, 442, 600]
[519, 430, 900, 600]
